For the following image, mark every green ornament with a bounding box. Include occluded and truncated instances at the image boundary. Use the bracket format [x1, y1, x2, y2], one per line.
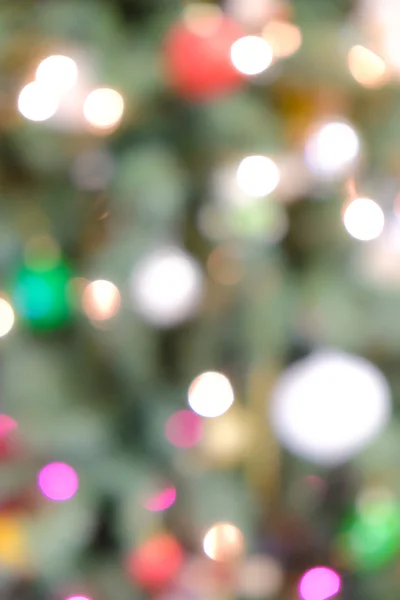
[339, 496, 400, 570]
[12, 258, 74, 331]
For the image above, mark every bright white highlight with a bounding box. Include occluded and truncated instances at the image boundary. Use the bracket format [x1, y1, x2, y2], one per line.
[18, 82, 59, 122]
[83, 88, 124, 129]
[0, 299, 15, 337]
[188, 371, 234, 418]
[131, 247, 203, 328]
[236, 155, 280, 197]
[203, 522, 244, 561]
[343, 197, 385, 241]
[36, 55, 78, 94]
[82, 280, 121, 321]
[231, 36, 273, 75]
[305, 121, 360, 177]
[270, 351, 391, 465]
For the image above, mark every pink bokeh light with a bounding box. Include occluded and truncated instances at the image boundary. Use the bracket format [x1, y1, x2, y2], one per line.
[144, 486, 177, 512]
[65, 597, 92, 600]
[165, 410, 203, 448]
[299, 567, 341, 600]
[38, 462, 79, 502]
[0, 415, 18, 436]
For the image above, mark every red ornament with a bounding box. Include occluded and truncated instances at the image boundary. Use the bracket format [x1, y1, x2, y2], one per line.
[127, 533, 184, 591]
[164, 9, 246, 101]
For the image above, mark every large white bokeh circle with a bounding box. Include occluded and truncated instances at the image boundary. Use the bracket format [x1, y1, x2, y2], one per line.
[270, 351, 391, 465]
[130, 247, 203, 328]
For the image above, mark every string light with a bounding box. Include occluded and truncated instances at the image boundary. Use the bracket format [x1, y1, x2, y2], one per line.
[18, 81, 59, 122]
[236, 155, 280, 197]
[263, 20, 302, 58]
[188, 371, 234, 418]
[0, 299, 15, 337]
[82, 280, 121, 321]
[348, 46, 387, 87]
[36, 55, 78, 94]
[230, 36, 273, 75]
[83, 88, 124, 130]
[203, 522, 244, 561]
[305, 121, 360, 177]
[299, 567, 341, 600]
[38, 462, 79, 501]
[343, 197, 385, 241]
[270, 351, 391, 465]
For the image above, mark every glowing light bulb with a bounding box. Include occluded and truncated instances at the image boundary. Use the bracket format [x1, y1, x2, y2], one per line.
[299, 567, 341, 600]
[130, 247, 203, 328]
[82, 280, 121, 321]
[348, 46, 387, 87]
[36, 55, 78, 93]
[165, 410, 204, 448]
[343, 197, 385, 241]
[0, 299, 15, 337]
[263, 20, 302, 58]
[18, 82, 59, 122]
[236, 155, 280, 197]
[203, 522, 244, 561]
[231, 36, 273, 75]
[188, 371, 234, 418]
[38, 462, 79, 501]
[83, 88, 124, 130]
[270, 351, 391, 465]
[305, 121, 360, 177]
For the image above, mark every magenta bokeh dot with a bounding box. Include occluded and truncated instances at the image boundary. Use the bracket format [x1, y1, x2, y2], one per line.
[299, 567, 341, 600]
[65, 597, 91, 600]
[0, 415, 17, 436]
[165, 410, 204, 448]
[145, 486, 177, 512]
[38, 462, 79, 502]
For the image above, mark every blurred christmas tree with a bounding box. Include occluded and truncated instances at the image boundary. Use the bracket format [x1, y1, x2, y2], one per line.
[2, 0, 400, 599]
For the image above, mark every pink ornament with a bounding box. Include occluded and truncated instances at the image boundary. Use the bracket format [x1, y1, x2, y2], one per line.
[38, 462, 79, 502]
[299, 567, 341, 600]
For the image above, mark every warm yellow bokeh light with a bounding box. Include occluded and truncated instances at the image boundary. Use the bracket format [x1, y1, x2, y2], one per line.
[188, 371, 234, 418]
[263, 20, 302, 58]
[82, 280, 121, 321]
[203, 522, 244, 562]
[343, 197, 385, 241]
[236, 155, 280, 197]
[18, 82, 59, 122]
[231, 36, 273, 75]
[348, 46, 387, 88]
[0, 299, 15, 338]
[305, 121, 360, 177]
[83, 88, 124, 130]
[36, 55, 78, 94]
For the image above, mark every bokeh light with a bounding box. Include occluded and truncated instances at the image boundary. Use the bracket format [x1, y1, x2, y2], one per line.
[238, 555, 284, 598]
[130, 247, 203, 328]
[65, 597, 92, 600]
[305, 121, 360, 177]
[70, 149, 114, 191]
[18, 82, 59, 122]
[38, 462, 79, 501]
[230, 36, 273, 75]
[36, 55, 78, 93]
[127, 534, 184, 591]
[202, 406, 251, 466]
[236, 155, 280, 197]
[343, 197, 385, 241]
[82, 280, 121, 321]
[203, 522, 244, 561]
[188, 372, 234, 418]
[83, 88, 124, 130]
[183, 3, 223, 37]
[348, 46, 387, 88]
[0, 299, 15, 337]
[144, 486, 177, 512]
[0, 415, 18, 436]
[165, 410, 204, 448]
[270, 351, 391, 465]
[263, 20, 302, 58]
[207, 244, 244, 286]
[299, 567, 341, 600]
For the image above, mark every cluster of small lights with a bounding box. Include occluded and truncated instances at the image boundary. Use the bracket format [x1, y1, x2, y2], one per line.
[236, 155, 280, 197]
[230, 36, 273, 76]
[343, 197, 385, 241]
[305, 121, 360, 177]
[203, 522, 244, 561]
[38, 462, 79, 502]
[348, 45, 387, 88]
[82, 280, 121, 321]
[83, 88, 124, 130]
[263, 20, 302, 59]
[0, 299, 15, 337]
[299, 567, 341, 600]
[188, 371, 234, 418]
